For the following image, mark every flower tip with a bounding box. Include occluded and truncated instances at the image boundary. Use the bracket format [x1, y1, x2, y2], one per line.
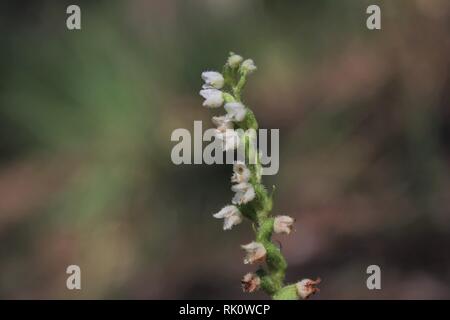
[241, 59, 257, 74]
[227, 53, 243, 68]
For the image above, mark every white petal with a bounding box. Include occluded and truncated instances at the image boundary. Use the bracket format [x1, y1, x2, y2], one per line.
[231, 182, 251, 193]
[225, 102, 246, 122]
[201, 71, 224, 89]
[200, 89, 224, 108]
[278, 215, 294, 224]
[213, 205, 237, 219]
[231, 192, 244, 205]
[296, 278, 321, 299]
[234, 108, 247, 122]
[223, 213, 242, 230]
[242, 186, 256, 203]
[199, 88, 214, 99]
[274, 215, 294, 234]
[241, 241, 266, 264]
[241, 241, 261, 251]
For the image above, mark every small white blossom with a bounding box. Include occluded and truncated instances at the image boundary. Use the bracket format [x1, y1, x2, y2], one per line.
[241, 273, 261, 293]
[231, 182, 255, 205]
[213, 205, 243, 230]
[296, 278, 321, 299]
[224, 102, 246, 122]
[231, 161, 251, 184]
[228, 54, 243, 68]
[215, 128, 240, 151]
[201, 71, 225, 89]
[241, 59, 257, 73]
[241, 241, 266, 264]
[200, 88, 224, 108]
[273, 215, 295, 234]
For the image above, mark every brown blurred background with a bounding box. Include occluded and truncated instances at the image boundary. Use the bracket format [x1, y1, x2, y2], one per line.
[0, 0, 449, 299]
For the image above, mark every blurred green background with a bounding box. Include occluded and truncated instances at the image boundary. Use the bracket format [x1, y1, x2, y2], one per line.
[0, 0, 450, 299]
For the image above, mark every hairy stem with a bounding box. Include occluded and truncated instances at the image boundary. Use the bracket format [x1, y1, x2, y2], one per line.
[202, 55, 319, 300]
[224, 66, 295, 299]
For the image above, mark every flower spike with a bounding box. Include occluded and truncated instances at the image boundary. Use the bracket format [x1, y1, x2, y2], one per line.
[200, 53, 319, 300]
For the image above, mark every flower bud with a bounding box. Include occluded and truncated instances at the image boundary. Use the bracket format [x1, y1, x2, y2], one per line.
[213, 205, 243, 230]
[201, 71, 224, 89]
[228, 54, 243, 68]
[241, 241, 266, 264]
[241, 59, 257, 74]
[273, 215, 295, 234]
[241, 273, 261, 293]
[296, 278, 321, 299]
[200, 88, 224, 108]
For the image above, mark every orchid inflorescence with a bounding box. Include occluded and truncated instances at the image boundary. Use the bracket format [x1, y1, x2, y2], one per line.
[199, 52, 320, 300]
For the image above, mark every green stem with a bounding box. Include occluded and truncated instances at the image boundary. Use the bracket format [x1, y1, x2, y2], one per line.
[233, 71, 247, 101]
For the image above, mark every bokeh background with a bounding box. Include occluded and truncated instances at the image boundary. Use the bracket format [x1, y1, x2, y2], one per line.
[1, 0, 450, 299]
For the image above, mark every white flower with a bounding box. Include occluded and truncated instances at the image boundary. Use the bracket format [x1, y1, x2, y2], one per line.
[241, 241, 266, 264]
[296, 278, 321, 299]
[215, 128, 240, 151]
[201, 71, 224, 89]
[212, 115, 233, 131]
[241, 59, 257, 73]
[231, 182, 255, 205]
[213, 205, 243, 230]
[273, 215, 295, 234]
[224, 102, 246, 122]
[200, 88, 224, 108]
[241, 273, 261, 293]
[231, 161, 251, 184]
[228, 54, 243, 68]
